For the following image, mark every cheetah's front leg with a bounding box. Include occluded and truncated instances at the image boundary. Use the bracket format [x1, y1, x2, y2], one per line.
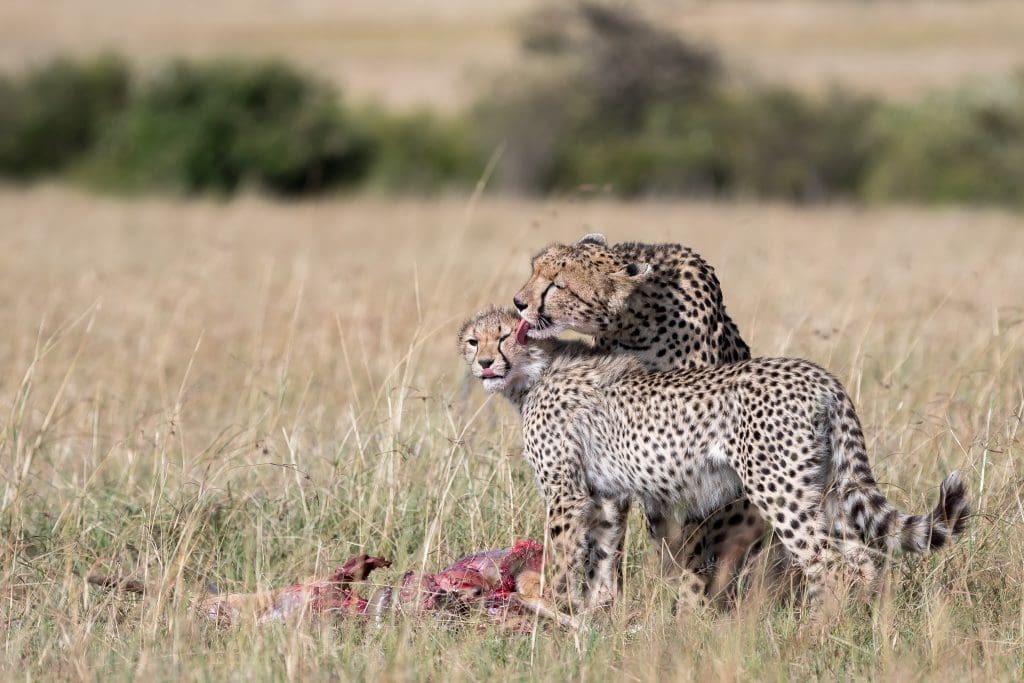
[583, 494, 630, 608]
[543, 488, 592, 611]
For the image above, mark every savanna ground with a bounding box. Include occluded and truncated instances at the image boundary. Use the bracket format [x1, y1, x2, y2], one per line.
[1, 185, 1023, 680]
[3, 0, 1024, 109]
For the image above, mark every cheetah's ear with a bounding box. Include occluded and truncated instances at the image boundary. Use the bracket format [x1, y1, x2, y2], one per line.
[456, 315, 474, 351]
[575, 233, 607, 247]
[617, 262, 651, 279]
[607, 262, 652, 312]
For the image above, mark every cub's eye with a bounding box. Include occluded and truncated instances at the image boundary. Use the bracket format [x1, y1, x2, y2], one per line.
[467, 339, 478, 347]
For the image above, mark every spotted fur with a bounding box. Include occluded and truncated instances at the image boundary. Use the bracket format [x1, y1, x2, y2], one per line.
[458, 307, 968, 610]
[513, 233, 763, 598]
[458, 306, 691, 605]
[512, 233, 750, 369]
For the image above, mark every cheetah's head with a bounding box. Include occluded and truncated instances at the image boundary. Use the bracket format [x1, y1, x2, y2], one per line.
[458, 306, 546, 395]
[512, 233, 651, 339]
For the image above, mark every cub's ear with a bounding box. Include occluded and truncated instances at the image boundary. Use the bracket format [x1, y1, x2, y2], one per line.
[456, 316, 474, 351]
[575, 233, 607, 247]
[618, 262, 652, 279]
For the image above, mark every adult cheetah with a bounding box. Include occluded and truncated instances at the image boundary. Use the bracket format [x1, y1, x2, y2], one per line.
[512, 234, 749, 369]
[458, 307, 968, 610]
[512, 233, 764, 599]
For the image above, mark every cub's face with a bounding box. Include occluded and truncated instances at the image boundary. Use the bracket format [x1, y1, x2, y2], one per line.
[512, 233, 651, 338]
[457, 306, 532, 394]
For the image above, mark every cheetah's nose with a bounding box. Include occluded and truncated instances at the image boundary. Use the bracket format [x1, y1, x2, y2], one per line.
[513, 297, 527, 312]
[478, 359, 494, 369]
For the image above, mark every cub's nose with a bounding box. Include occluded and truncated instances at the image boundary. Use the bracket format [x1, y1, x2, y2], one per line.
[478, 359, 494, 369]
[513, 297, 527, 312]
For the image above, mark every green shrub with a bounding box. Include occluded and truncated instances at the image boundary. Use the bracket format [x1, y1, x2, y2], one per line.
[547, 97, 733, 197]
[360, 108, 483, 191]
[0, 55, 129, 177]
[865, 77, 1024, 207]
[520, 2, 720, 127]
[473, 71, 590, 193]
[2, 38, 1023, 208]
[481, 2, 724, 194]
[81, 60, 373, 194]
[722, 88, 879, 201]
[490, 79, 878, 200]
[481, 4, 880, 201]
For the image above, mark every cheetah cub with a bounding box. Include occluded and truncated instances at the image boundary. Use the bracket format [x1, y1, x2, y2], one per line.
[458, 306, 968, 611]
[458, 309, 760, 607]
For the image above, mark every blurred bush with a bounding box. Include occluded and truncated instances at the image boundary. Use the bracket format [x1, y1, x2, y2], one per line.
[79, 60, 374, 194]
[358, 108, 482, 192]
[481, 2, 880, 201]
[478, 2, 1023, 207]
[0, 55, 129, 178]
[479, 1, 723, 194]
[0, 2, 1022, 208]
[541, 95, 733, 197]
[865, 76, 1024, 207]
[520, 2, 720, 126]
[722, 88, 880, 202]
[0, 57, 480, 195]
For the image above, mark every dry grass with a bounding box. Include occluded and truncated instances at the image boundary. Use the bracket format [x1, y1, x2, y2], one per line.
[2, 1, 1023, 108]
[1, 184, 1023, 680]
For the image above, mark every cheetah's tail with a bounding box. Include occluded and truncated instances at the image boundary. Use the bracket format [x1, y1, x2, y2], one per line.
[829, 394, 969, 555]
[879, 472, 969, 553]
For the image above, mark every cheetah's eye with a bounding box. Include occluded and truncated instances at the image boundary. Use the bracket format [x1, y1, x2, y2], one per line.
[467, 339, 478, 347]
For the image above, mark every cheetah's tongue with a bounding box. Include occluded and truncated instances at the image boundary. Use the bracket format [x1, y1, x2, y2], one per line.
[515, 319, 531, 346]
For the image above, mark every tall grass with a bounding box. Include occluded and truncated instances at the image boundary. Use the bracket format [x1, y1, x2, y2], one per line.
[0, 186, 1022, 680]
